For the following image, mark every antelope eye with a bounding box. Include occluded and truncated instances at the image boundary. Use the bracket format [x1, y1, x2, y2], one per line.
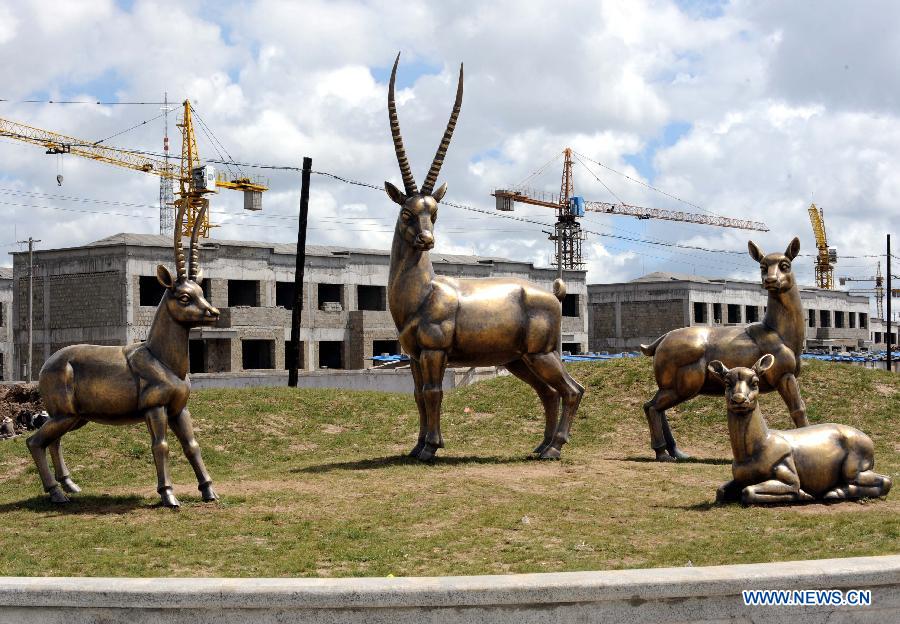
[178, 294, 191, 304]
[401, 210, 414, 222]
[780, 262, 790, 271]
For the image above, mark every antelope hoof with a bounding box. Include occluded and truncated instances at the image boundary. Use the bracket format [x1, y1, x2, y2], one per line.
[824, 487, 848, 501]
[199, 483, 219, 502]
[539, 446, 561, 460]
[408, 441, 426, 458]
[654, 448, 677, 462]
[159, 488, 181, 509]
[59, 476, 81, 493]
[47, 485, 71, 504]
[667, 446, 691, 461]
[414, 443, 438, 462]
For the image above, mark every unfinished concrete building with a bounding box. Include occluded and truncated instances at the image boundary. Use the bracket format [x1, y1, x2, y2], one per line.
[589, 272, 871, 353]
[10, 234, 588, 380]
[0, 268, 11, 381]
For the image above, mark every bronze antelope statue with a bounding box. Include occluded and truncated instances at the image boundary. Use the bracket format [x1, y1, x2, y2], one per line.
[385, 53, 584, 461]
[28, 204, 220, 507]
[641, 237, 809, 461]
[709, 355, 891, 504]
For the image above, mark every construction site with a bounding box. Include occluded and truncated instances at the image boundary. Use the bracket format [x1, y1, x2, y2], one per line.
[0, 97, 896, 385]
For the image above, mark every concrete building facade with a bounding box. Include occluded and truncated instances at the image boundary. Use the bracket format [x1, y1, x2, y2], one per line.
[589, 272, 871, 353]
[0, 268, 12, 381]
[869, 317, 897, 350]
[10, 234, 588, 380]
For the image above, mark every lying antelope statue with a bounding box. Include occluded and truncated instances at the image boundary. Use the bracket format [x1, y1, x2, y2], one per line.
[641, 237, 809, 461]
[385, 53, 584, 461]
[709, 355, 892, 504]
[29, 204, 220, 507]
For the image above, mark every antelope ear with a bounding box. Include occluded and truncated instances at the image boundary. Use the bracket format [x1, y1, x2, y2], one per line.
[753, 354, 776, 374]
[707, 360, 729, 382]
[784, 236, 800, 260]
[431, 182, 448, 203]
[156, 264, 175, 289]
[748, 240, 765, 263]
[194, 267, 204, 283]
[385, 181, 406, 206]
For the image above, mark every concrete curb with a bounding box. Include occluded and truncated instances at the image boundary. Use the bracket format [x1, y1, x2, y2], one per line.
[1, 555, 899, 623]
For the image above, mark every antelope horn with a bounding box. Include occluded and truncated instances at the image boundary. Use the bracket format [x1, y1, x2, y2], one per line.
[388, 52, 418, 196]
[188, 201, 207, 281]
[420, 62, 463, 196]
[174, 201, 187, 280]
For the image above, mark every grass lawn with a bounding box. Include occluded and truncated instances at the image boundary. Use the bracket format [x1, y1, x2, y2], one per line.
[0, 358, 897, 577]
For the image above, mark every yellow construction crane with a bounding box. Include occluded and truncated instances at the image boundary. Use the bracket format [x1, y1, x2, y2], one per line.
[807, 202, 836, 289]
[492, 147, 769, 270]
[0, 100, 267, 237]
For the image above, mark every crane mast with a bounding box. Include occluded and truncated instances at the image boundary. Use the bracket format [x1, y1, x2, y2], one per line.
[807, 202, 836, 289]
[492, 147, 769, 270]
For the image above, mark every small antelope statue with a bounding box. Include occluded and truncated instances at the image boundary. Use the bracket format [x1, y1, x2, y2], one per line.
[641, 237, 808, 461]
[385, 53, 584, 461]
[29, 204, 220, 507]
[709, 355, 892, 505]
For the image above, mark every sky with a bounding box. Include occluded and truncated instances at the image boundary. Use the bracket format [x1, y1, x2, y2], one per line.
[0, 0, 897, 299]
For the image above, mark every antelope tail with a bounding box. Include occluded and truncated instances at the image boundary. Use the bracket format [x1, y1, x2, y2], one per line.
[639, 333, 666, 357]
[552, 279, 566, 301]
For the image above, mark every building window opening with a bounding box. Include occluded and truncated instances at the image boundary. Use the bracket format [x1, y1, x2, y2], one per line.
[860, 313, 868, 329]
[808, 309, 816, 328]
[819, 310, 831, 328]
[285, 341, 305, 370]
[228, 280, 260, 307]
[713, 303, 722, 324]
[242, 339, 274, 369]
[745, 305, 759, 323]
[318, 284, 343, 311]
[189, 339, 206, 374]
[561, 294, 580, 317]
[834, 311, 845, 328]
[849, 312, 856, 329]
[562, 342, 581, 355]
[727, 304, 741, 324]
[318, 341, 343, 369]
[139, 276, 167, 307]
[373, 339, 399, 357]
[693, 302, 707, 324]
[357, 285, 386, 311]
[276, 281, 295, 309]
[200, 278, 211, 300]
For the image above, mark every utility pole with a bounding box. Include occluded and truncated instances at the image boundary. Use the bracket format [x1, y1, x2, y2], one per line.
[17, 237, 41, 383]
[288, 157, 311, 387]
[888, 234, 892, 372]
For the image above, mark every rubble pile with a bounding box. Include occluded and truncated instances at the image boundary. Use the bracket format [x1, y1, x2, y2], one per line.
[0, 384, 46, 439]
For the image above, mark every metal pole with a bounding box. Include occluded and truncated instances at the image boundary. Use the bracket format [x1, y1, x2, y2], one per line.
[288, 157, 311, 387]
[17, 237, 41, 383]
[887, 234, 892, 372]
[557, 221, 563, 354]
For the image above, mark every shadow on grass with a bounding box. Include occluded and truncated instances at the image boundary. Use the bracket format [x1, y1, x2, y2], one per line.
[294, 454, 531, 474]
[0, 493, 149, 515]
[622, 455, 732, 466]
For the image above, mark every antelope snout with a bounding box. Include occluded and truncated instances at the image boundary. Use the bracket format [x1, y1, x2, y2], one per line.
[730, 393, 747, 405]
[415, 231, 434, 250]
[206, 306, 220, 320]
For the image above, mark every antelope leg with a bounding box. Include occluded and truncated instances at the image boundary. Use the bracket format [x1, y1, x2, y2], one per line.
[522, 351, 584, 459]
[776, 373, 808, 427]
[145, 407, 179, 508]
[505, 359, 559, 455]
[416, 349, 447, 461]
[409, 359, 428, 458]
[26, 415, 82, 503]
[170, 408, 217, 502]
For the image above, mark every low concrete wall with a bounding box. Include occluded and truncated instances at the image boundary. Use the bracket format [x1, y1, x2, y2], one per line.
[1, 555, 898, 623]
[190, 367, 503, 393]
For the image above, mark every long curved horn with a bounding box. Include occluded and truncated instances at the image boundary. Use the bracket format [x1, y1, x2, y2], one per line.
[421, 62, 463, 195]
[188, 201, 207, 281]
[388, 52, 417, 195]
[174, 201, 187, 280]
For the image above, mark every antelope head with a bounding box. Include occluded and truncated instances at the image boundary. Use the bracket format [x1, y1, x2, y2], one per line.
[156, 202, 220, 327]
[708, 354, 775, 414]
[748, 237, 800, 294]
[384, 52, 463, 252]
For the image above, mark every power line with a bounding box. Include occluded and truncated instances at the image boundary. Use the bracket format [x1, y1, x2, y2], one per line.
[0, 99, 170, 105]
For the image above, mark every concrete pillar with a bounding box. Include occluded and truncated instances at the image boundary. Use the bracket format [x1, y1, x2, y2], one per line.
[614, 301, 622, 338]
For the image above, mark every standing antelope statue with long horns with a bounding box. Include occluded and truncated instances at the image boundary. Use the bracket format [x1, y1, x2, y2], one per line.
[28, 204, 220, 507]
[640, 237, 809, 461]
[385, 53, 584, 461]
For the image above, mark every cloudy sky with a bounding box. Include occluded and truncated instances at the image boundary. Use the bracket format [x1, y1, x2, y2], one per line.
[0, 0, 897, 296]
